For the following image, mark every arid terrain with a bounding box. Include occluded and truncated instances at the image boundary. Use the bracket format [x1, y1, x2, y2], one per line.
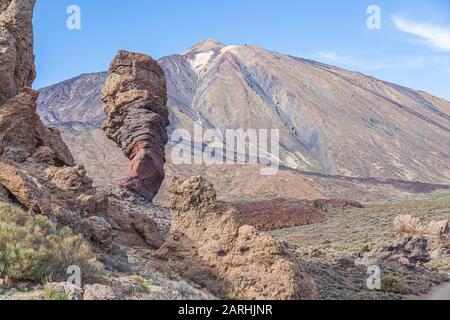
[32, 40, 450, 301]
[1, 0, 449, 301]
[270, 190, 450, 299]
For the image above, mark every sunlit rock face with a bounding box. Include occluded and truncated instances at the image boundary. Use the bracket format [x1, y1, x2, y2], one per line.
[101, 50, 169, 202]
[0, 0, 36, 106]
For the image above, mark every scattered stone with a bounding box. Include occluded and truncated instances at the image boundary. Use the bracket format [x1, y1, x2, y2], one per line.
[83, 284, 117, 300]
[48, 282, 82, 301]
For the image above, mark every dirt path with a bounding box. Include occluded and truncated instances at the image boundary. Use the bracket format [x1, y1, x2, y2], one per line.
[421, 282, 450, 300]
[408, 282, 450, 300]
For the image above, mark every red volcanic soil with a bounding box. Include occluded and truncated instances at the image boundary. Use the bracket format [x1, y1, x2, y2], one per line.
[229, 198, 363, 231]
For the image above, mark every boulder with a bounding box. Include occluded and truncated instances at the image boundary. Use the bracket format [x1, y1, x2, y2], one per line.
[105, 198, 165, 249]
[359, 236, 430, 269]
[101, 50, 169, 202]
[155, 176, 319, 300]
[81, 216, 113, 253]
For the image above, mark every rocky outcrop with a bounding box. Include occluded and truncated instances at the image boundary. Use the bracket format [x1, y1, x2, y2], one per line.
[358, 236, 431, 269]
[0, 1, 110, 240]
[0, 0, 36, 106]
[155, 176, 319, 300]
[359, 215, 450, 269]
[0, 1, 167, 261]
[394, 215, 449, 258]
[101, 50, 169, 202]
[105, 191, 165, 249]
[0, 89, 74, 166]
[0, 91, 107, 218]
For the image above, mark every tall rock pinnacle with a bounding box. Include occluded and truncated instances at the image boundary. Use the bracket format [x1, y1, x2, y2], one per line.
[101, 50, 169, 202]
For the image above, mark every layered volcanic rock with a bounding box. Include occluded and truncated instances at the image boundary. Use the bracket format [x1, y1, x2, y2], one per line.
[101, 51, 169, 202]
[0, 0, 108, 232]
[155, 176, 319, 300]
[0, 0, 36, 106]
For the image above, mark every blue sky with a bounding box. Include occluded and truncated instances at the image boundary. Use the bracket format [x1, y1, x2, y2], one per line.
[34, 0, 450, 100]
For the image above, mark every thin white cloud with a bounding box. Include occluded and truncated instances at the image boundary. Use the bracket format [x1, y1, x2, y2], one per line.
[392, 15, 450, 52]
[317, 50, 433, 71]
[317, 50, 384, 70]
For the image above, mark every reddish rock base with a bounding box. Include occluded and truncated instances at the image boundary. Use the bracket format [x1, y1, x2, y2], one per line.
[120, 140, 166, 201]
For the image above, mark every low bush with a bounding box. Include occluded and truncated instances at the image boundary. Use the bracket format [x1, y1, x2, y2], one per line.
[381, 276, 409, 295]
[0, 203, 94, 282]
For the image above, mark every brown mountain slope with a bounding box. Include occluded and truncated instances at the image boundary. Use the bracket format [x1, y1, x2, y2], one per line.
[37, 40, 450, 202]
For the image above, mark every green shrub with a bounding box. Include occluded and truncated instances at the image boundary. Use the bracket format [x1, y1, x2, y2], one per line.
[0, 203, 94, 282]
[313, 200, 326, 211]
[135, 277, 151, 293]
[381, 277, 409, 295]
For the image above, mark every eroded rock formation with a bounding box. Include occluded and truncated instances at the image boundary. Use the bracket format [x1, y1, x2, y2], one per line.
[155, 176, 319, 300]
[0, 0, 112, 243]
[0, 88, 107, 224]
[0, 1, 167, 261]
[101, 50, 169, 202]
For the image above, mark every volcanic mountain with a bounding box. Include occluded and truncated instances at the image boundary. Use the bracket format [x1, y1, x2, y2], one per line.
[37, 40, 450, 202]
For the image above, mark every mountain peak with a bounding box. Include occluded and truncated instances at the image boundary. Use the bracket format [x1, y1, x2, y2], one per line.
[183, 39, 225, 54]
